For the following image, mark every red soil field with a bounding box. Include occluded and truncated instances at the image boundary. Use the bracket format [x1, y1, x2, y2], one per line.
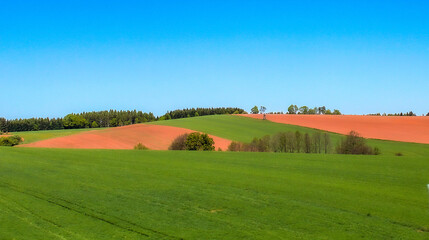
[19, 124, 231, 150]
[242, 114, 429, 144]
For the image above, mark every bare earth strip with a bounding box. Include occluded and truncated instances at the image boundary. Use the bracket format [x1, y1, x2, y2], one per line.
[19, 124, 232, 150]
[241, 114, 429, 144]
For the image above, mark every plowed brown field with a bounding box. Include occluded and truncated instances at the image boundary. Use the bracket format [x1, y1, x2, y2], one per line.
[242, 114, 429, 144]
[19, 124, 231, 150]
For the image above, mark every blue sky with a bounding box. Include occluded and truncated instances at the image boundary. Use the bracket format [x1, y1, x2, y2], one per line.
[1, 0, 428, 118]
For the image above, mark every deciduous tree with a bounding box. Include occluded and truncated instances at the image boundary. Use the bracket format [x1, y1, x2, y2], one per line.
[299, 106, 309, 114]
[288, 105, 298, 114]
[63, 114, 89, 129]
[333, 109, 341, 115]
[251, 106, 259, 114]
[185, 132, 215, 151]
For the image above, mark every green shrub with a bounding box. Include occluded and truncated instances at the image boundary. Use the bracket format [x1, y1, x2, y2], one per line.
[0, 135, 23, 146]
[248, 136, 271, 152]
[374, 147, 381, 155]
[134, 143, 149, 150]
[227, 141, 244, 151]
[336, 131, 379, 155]
[169, 133, 189, 150]
[227, 136, 271, 152]
[185, 132, 215, 151]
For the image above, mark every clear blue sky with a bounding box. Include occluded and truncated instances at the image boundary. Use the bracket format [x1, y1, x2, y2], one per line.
[1, 0, 428, 119]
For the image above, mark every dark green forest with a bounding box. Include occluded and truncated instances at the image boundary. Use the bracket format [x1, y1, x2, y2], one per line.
[0, 108, 245, 132]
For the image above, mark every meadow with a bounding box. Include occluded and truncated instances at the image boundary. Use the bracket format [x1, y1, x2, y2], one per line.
[11, 128, 97, 144]
[1, 147, 428, 239]
[1, 115, 428, 239]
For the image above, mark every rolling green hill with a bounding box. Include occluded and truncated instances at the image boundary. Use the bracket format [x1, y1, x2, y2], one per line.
[153, 115, 335, 142]
[11, 128, 99, 144]
[153, 115, 429, 156]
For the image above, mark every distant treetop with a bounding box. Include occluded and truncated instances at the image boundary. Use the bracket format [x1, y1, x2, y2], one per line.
[288, 105, 341, 115]
[367, 111, 417, 116]
[161, 107, 246, 120]
[1, 107, 246, 133]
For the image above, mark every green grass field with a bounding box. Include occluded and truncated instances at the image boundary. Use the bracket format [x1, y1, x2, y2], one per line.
[1, 115, 428, 239]
[11, 128, 98, 144]
[153, 115, 335, 143]
[0, 148, 428, 239]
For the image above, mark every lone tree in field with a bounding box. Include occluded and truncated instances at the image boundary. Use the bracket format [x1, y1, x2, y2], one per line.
[251, 106, 259, 114]
[169, 132, 215, 151]
[185, 132, 215, 151]
[260, 106, 267, 120]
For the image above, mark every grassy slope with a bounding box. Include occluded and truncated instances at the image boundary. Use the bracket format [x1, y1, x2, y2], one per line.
[0, 147, 428, 239]
[11, 128, 100, 144]
[153, 115, 429, 156]
[153, 115, 335, 142]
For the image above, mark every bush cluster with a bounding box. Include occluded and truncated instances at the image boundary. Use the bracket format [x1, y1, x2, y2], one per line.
[168, 133, 189, 150]
[0, 135, 23, 146]
[228, 131, 379, 155]
[134, 143, 149, 150]
[228, 131, 332, 154]
[335, 131, 380, 155]
[169, 132, 215, 151]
